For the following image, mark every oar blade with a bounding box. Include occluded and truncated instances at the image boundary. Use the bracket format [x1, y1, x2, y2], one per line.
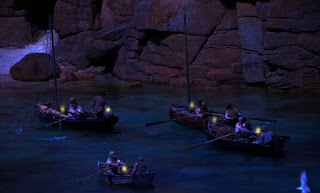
[146, 117, 187, 127]
[146, 120, 169, 127]
[246, 117, 277, 123]
[180, 132, 235, 151]
[181, 144, 202, 151]
[77, 171, 103, 184]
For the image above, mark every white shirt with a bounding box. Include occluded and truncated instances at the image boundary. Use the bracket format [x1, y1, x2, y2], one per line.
[255, 131, 273, 145]
[235, 122, 245, 132]
[106, 158, 121, 165]
[195, 107, 201, 117]
[68, 105, 82, 117]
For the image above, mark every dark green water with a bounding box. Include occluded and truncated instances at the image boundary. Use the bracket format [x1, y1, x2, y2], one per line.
[1, 75, 320, 193]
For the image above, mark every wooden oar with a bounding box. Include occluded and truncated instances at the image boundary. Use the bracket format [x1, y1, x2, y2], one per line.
[78, 171, 103, 184]
[146, 117, 187, 127]
[245, 117, 277, 123]
[22, 117, 69, 132]
[78, 164, 118, 184]
[181, 132, 235, 151]
[207, 112, 277, 123]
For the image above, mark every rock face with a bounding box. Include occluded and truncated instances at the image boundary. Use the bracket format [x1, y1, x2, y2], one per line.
[49, 0, 320, 89]
[53, 0, 98, 38]
[0, 0, 38, 48]
[264, 0, 320, 89]
[113, 0, 320, 89]
[10, 53, 61, 81]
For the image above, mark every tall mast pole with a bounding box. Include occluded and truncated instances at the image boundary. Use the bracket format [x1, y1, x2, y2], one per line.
[49, 14, 58, 107]
[184, 10, 191, 106]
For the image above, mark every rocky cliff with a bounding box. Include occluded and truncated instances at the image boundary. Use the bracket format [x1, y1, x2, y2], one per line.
[2, 0, 320, 89]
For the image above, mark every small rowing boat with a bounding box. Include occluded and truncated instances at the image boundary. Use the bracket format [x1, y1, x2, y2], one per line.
[97, 162, 156, 185]
[169, 104, 237, 130]
[203, 119, 290, 155]
[35, 103, 119, 131]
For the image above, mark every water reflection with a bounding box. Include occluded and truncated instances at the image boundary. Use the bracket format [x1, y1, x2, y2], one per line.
[0, 76, 320, 193]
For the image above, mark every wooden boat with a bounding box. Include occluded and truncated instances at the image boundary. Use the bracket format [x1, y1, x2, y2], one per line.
[203, 119, 290, 155]
[35, 103, 119, 130]
[97, 162, 156, 185]
[169, 104, 237, 130]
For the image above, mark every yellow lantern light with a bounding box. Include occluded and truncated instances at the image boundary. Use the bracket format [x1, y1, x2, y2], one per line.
[189, 101, 195, 109]
[60, 105, 65, 113]
[212, 116, 217, 123]
[120, 165, 128, 174]
[105, 107, 111, 113]
[255, 127, 261, 134]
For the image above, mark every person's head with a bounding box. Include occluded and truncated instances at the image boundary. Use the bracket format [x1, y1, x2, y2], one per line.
[137, 156, 144, 162]
[99, 92, 106, 97]
[201, 102, 206, 107]
[196, 100, 203, 107]
[226, 103, 232, 110]
[262, 125, 268, 132]
[245, 122, 251, 130]
[70, 97, 78, 106]
[109, 151, 116, 158]
[238, 116, 244, 123]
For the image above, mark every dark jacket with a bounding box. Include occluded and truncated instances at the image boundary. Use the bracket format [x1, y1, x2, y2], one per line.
[93, 96, 107, 113]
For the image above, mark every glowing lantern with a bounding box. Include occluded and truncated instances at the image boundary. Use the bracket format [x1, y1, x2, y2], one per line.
[105, 106, 111, 113]
[120, 165, 128, 174]
[255, 127, 261, 134]
[60, 105, 65, 113]
[189, 102, 195, 109]
[212, 116, 217, 123]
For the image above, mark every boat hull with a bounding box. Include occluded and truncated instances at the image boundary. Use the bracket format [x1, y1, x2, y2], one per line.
[97, 162, 155, 185]
[35, 103, 119, 131]
[204, 120, 289, 155]
[169, 104, 236, 130]
[101, 172, 156, 185]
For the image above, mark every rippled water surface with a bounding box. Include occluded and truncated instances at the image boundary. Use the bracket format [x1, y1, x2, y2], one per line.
[1, 75, 320, 193]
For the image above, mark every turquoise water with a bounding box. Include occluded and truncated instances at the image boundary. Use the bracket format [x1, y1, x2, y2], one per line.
[1, 75, 320, 193]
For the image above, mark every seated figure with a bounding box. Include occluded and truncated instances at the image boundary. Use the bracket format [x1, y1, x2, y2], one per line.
[254, 125, 273, 145]
[131, 157, 147, 175]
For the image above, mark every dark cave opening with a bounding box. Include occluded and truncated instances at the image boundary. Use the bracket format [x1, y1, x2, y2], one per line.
[143, 30, 175, 46]
[89, 48, 120, 74]
[14, 0, 57, 30]
[219, 0, 270, 9]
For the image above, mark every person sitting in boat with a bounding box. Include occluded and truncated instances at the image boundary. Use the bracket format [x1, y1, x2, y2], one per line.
[235, 117, 245, 133]
[225, 103, 240, 120]
[92, 92, 107, 118]
[193, 100, 202, 116]
[244, 122, 254, 135]
[68, 98, 83, 117]
[254, 125, 273, 145]
[131, 156, 147, 175]
[244, 122, 256, 142]
[105, 151, 126, 174]
[240, 122, 253, 138]
[199, 102, 209, 117]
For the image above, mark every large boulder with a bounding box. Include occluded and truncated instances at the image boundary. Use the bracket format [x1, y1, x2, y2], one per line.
[10, 53, 60, 81]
